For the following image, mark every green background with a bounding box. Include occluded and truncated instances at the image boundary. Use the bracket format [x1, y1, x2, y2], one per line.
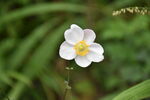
[0, 0, 150, 100]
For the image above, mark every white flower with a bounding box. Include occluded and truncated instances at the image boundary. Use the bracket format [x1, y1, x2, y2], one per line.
[59, 24, 104, 67]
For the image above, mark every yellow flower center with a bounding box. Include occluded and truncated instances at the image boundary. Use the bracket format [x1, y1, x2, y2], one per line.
[74, 41, 89, 56]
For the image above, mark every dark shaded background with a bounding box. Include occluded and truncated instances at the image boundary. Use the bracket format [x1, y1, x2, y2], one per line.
[0, 0, 150, 100]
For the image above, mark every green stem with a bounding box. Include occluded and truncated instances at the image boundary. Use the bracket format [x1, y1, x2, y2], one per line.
[62, 67, 73, 100]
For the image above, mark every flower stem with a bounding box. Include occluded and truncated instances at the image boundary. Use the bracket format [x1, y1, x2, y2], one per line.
[62, 67, 73, 100]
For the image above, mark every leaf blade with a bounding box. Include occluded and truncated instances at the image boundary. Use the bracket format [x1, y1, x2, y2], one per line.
[113, 80, 150, 100]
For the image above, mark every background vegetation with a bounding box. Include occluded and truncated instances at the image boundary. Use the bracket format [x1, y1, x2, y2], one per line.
[0, 0, 150, 100]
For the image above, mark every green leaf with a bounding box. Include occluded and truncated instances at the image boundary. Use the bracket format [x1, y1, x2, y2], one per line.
[0, 39, 16, 56]
[0, 72, 13, 86]
[0, 3, 86, 25]
[9, 18, 60, 70]
[7, 71, 31, 86]
[6, 21, 71, 100]
[113, 80, 150, 100]
[40, 71, 61, 94]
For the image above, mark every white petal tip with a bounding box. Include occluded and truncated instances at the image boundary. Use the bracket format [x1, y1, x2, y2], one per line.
[75, 56, 92, 68]
[78, 63, 91, 68]
[97, 55, 104, 62]
[71, 24, 81, 29]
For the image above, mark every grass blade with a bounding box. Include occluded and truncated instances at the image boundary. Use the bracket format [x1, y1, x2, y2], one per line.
[6, 21, 71, 100]
[9, 18, 60, 70]
[0, 3, 86, 25]
[113, 80, 150, 100]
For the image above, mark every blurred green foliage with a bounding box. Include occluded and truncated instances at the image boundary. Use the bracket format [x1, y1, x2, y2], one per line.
[0, 0, 150, 100]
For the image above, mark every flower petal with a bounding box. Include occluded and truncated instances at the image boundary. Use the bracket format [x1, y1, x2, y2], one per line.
[75, 56, 91, 67]
[89, 43, 104, 54]
[83, 29, 96, 45]
[87, 43, 104, 62]
[87, 52, 104, 62]
[71, 24, 82, 29]
[65, 24, 84, 45]
[59, 41, 76, 60]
